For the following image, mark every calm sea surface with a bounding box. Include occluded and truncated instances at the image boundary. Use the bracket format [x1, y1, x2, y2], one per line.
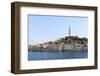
[28, 50, 88, 60]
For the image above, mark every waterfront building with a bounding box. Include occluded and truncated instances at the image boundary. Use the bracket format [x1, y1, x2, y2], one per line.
[73, 43, 82, 51]
[51, 42, 59, 51]
[64, 43, 73, 50]
[59, 41, 64, 51]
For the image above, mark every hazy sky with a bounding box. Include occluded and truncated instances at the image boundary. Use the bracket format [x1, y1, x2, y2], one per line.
[28, 15, 88, 45]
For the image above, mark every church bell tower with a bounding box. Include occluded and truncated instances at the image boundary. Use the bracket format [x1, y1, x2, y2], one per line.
[69, 25, 71, 37]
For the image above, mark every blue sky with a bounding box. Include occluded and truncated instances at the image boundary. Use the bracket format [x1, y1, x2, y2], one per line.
[28, 15, 88, 45]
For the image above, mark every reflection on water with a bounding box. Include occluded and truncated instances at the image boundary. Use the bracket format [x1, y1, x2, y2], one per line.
[28, 50, 88, 61]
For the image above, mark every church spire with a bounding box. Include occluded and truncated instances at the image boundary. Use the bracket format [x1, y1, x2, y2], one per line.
[69, 25, 71, 37]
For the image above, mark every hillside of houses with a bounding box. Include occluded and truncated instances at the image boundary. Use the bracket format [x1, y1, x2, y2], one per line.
[28, 36, 88, 52]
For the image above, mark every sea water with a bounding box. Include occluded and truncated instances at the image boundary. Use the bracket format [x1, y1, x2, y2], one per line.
[28, 50, 88, 60]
